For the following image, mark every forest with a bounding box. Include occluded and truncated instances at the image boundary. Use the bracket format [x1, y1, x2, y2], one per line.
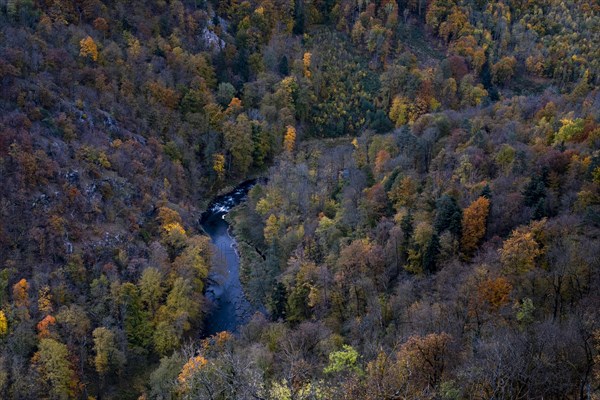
[0, 0, 599, 398]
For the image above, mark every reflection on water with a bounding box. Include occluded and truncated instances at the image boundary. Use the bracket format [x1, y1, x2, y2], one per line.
[200, 179, 260, 335]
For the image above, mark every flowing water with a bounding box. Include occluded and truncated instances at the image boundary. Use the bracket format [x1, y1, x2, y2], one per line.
[200, 179, 259, 335]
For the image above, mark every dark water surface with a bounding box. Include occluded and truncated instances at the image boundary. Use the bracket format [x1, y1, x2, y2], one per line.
[200, 180, 259, 335]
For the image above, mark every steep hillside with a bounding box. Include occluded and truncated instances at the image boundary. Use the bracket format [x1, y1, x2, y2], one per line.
[0, 0, 599, 398]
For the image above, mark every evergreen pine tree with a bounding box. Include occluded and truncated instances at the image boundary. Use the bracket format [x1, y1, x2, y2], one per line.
[434, 195, 462, 237]
[423, 234, 440, 274]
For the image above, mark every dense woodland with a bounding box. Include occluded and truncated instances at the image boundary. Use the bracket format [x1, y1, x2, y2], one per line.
[0, 0, 599, 398]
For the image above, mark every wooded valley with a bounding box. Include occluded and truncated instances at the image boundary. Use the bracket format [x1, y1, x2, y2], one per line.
[0, 0, 599, 398]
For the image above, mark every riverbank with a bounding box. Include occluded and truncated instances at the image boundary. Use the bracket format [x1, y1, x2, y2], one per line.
[224, 206, 267, 306]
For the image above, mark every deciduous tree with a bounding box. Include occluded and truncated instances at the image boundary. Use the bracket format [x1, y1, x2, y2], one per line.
[32, 338, 79, 399]
[0, 310, 7, 337]
[500, 226, 543, 274]
[93, 327, 126, 382]
[79, 36, 98, 61]
[461, 196, 490, 257]
[284, 125, 296, 153]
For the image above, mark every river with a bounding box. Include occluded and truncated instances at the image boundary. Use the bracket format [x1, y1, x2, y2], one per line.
[200, 179, 259, 336]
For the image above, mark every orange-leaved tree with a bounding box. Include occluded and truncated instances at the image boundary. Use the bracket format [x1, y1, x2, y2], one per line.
[461, 196, 490, 258]
[284, 125, 296, 153]
[79, 36, 98, 61]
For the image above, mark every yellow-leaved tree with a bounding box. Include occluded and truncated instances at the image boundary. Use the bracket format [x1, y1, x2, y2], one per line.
[500, 225, 543, 274]
[264, 214, 282, 245]
[213, 153, 225, 180]
[157, 207, 187, 255]
[79, 36, 98, 61]
[389, 96, 410, 127]
[0, 310, 7, 337]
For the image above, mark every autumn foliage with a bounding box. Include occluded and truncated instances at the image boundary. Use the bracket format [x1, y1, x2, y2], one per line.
[284, 125, 296, 153]
[461, 196, 490, 257]
[0, 0, 598, 398]
[79, 36, 98, 61]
